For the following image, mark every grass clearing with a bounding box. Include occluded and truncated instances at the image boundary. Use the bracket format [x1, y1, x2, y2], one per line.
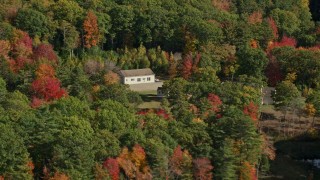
[138, 91, 162, 109]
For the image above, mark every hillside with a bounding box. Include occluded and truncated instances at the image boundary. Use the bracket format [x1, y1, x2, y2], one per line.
[0, 0, 320, 179]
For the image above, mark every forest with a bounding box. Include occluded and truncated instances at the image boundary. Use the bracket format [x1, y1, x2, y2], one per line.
[0, 0, 320, 179]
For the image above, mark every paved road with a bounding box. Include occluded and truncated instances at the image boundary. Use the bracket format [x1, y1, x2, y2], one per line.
[129, 82, 163, 92]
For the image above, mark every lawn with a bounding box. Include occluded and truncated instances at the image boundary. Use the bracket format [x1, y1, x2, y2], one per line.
[138, 90, 162, 109]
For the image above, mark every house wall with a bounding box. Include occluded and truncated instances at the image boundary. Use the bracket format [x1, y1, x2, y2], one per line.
[123, 75, 155, 84]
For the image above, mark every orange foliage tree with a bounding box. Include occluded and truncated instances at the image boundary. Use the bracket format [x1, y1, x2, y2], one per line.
[0, 40, 11, 60]
[83, 11, 99, 48]
[239, 161, 257, 180]
[36, 64, 56, 78]
[248, 11, 262, 24]
[212, 0, 231, 11]
[49, 172, 69, 180]
[243, 101, 259, 122]
[116, 145, 152, 179]
[104, 71, 120, 85]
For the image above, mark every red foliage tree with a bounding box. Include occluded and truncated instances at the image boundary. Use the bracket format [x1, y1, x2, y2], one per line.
[83, 11, 100, 48]
[33, 44, 58, 63]
[103, 158, 120, 180]
[169, 145, 193, 178]
[207, 93, 222, 112]
[274, 36, 297, 48]
[268, 35, 297, 53]
[181, 53, 193, 80]
[31, 97, 45, 108]
[267, 17, 278, 40]
[169, 146, 184, 176]
[137, 109, 170, 119]
[193, 158, 213, 180]
[31, 76, 67, 101]
[243, 101, 259, 122]
[265, 59, 283, 86]
[156, 109, 170, 119]
[192, 52, 201, 73]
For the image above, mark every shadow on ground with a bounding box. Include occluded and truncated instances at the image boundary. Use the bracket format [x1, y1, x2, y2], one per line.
[262, 136, 320, 179]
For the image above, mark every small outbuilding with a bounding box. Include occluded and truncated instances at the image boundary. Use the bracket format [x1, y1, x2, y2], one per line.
[119, 68, 155, 85]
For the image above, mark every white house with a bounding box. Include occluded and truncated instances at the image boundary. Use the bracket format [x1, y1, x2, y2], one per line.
[119, 68, 155, 85]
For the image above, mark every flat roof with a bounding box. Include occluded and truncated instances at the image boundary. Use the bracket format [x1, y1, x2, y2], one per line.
[119, 68, 155, 77]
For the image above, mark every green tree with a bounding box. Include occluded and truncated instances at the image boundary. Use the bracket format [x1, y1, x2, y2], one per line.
[0, 77, 6, 103]
[15, 8, 52, 38]
[271, 8, 300, 36]
[52, 0, 84, 24]
[52, 116, 95, 179]
[236, 46, 268, 78]
[210, 106, 262, 179]
[273, 80, 301, 120]
[0, 123, 33, 180]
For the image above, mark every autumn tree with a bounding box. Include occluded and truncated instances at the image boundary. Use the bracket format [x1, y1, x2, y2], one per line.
[11, 30, 33, 58]
[83, 10, 100, 48]
[31, 76, 67, 101]
[116, 145, 152, 179]
[103, 158, 120, 180]
[207, 93, 222, 112]
[168, 145, 193, 179]
[243, 101, 259, 122]
[33, 43, 58, 63]
[267, 17, 279, 40]
[0, 40, 10, 60]
[181, 53, 193, 80]
[104, 71, 120, 85]
[193, 158, 214, 180]
[168, 52, 177, 79]
[239, 161, 257, 180]
[248, 11, 262, 25]
[265, 58, 283, 86]
[36, 64, 55, 78]
[306, 90, 320, 126]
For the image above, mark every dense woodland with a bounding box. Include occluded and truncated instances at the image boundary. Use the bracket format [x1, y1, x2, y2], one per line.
[0, 0, 320, 179]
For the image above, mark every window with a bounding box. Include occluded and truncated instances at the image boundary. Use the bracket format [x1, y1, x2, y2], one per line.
[143, 78, 145, 80]
[137, 78, 141, 82]
[131, 78, 134, 81]
[126, 79, 128, 81]
[147, 77, 151, 81]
